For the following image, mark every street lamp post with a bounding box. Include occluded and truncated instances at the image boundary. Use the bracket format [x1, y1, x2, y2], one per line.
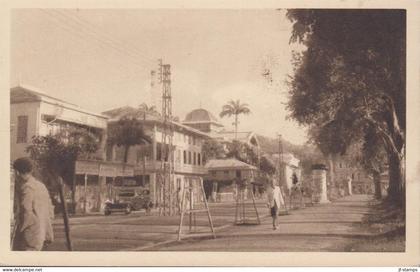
[277, 134, 283, 187]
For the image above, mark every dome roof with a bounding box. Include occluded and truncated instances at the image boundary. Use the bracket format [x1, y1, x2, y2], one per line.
[183, 108, 221, 124]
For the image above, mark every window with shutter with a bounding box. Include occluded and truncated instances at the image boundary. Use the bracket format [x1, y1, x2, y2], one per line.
[17, 115, 28, 143]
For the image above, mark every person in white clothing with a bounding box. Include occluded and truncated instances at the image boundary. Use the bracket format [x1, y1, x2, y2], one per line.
[266, 178, 284, 230]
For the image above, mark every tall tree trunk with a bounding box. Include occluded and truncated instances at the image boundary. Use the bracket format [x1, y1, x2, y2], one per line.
[71, 162, 76, 214]
[57, 176, 72, 251]
[372, 170, 382, 200]
[234, 114, 238, 140]
[387, 152, 404, 207]
[327, 153, 335, 198]
[123, 145, 130, 164]
[381, 96, 405, 207]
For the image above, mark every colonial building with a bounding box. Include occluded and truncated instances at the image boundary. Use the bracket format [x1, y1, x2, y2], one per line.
[267, 152, 301, 193]
[10, 85, 108, 161]
[204, 158, 258, 202]
[333, 156, 388, 196]
[182, 108, 262, 202]
[183, 108, 224, 134]
[10, 85, 110, 213]
[102, 106, 210, 206]
[182, 108, 260, 156]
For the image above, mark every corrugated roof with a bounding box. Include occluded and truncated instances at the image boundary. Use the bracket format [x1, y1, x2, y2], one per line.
[205, 158, 257, 170]
[10, 85, 108, 119]
[218, 131, 254, 142]
[102, 106, 211, 138]
[183, 108, 222, 125]
[102, 106, 161, 122]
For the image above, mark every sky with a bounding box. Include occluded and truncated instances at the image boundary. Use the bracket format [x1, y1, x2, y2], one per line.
[11, 9, 308, 145]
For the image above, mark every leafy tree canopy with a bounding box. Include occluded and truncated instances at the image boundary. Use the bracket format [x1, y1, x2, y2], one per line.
[219, 99, 251, 118]
[26, 127, 100, 188]
[286, 9, 405, 156]
[202, 139, 226, 161]
[226, 140, 259, 166]
[107, 117, 151, 163]
[259, 156, 276, 176]
[286, 9, 405, 203]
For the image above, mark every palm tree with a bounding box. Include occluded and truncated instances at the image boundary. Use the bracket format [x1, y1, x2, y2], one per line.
[219, 99, 251, 140]
[138, 103, 160, 120]
[107, 117, 151, 163]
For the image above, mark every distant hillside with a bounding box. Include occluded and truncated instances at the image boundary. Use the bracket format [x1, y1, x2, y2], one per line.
[256, 134, 324, 174]
[256, 134, 300, 156]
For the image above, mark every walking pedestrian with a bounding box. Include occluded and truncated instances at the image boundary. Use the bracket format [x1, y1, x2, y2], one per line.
[11, 157, 54, 251]
[266, 178, 282, 230]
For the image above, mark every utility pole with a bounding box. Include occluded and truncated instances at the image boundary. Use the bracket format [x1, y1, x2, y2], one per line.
[158, 59, 174, 216]
[278, 133, 288, 214]
[277, 134, 284, 186]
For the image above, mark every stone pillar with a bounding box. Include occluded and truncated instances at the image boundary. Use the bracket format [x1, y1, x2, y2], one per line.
[150, 173, 157, 205]
[98, 177, 106, 212]
[98, 128, 107, 212]
[312, 164, 330, 203]
[347, 177, 352, 195]
[211, 182, 217, 202]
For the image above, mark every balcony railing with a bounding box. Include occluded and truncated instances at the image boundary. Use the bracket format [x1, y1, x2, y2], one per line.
[134, 159, 207, 175]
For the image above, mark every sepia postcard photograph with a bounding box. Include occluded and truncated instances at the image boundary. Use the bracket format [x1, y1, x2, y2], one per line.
[1, 0, 419, 267]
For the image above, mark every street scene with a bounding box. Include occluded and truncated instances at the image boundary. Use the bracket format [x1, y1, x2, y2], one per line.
[46, 195, 404, 251]
[10, 9, 406, 254]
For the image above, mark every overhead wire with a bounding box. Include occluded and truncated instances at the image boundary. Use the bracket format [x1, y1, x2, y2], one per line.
[39, 9, 155, 72]
[45, 9, 204, 96]
[14, 12, 152, 98]
[18, 10, 203, 110]
[51, 9, 158, 66]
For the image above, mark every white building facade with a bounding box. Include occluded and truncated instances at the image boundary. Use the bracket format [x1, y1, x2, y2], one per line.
[10, 85, 108, 162]
[102, 106, 209, 207]
[10, 85, 109, 213]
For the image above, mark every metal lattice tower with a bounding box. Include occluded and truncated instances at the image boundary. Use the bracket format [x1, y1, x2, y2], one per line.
[158, 60, 175, 216]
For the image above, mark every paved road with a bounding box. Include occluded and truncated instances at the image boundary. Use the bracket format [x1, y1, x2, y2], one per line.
[46, 194, 375, 251]
[46, 199, 269, 251]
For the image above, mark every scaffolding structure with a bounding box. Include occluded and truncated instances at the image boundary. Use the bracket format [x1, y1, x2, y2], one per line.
[177, 177, 216, 241]
[234, 179, 261, 225]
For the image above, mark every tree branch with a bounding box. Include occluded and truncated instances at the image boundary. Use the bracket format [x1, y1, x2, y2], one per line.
[364, 115, 401, 159]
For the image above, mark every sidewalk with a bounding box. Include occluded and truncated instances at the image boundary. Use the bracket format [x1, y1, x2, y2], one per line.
[150, 195, 381, 251]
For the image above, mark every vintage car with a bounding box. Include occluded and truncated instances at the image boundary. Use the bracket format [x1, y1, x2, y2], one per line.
[104, 188, 152, 215]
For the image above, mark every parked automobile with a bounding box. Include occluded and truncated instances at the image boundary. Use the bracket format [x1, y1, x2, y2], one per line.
[104, 200, 132, 215]
[104, 188, 152, 215]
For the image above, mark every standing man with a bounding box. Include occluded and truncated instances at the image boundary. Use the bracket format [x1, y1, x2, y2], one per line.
[266, 178, 283, 230]
[12, 157, 54, 251]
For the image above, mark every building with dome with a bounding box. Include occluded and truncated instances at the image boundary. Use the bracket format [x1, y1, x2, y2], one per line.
[183, 108, 261, 202]
[183, 108, 224, 134]
[182, 108, 260, 153]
